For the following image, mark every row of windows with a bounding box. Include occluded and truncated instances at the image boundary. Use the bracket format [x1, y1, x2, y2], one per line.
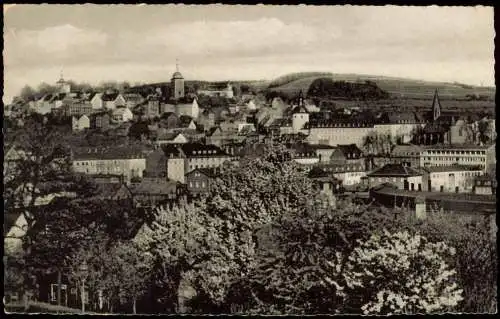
[431, 171, 482, 178]
[425, 150, 486, 155]
[189, 181, 207, 188]
[422, 157, 485, 162]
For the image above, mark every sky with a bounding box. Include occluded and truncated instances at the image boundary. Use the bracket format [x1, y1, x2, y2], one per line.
[3, 4, 495, 104]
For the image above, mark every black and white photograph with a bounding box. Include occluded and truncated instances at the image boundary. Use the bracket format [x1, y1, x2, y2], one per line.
[3, 4, 496, 315]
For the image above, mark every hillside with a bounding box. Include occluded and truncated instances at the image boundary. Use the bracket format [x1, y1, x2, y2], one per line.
[266, 73, 495, 100]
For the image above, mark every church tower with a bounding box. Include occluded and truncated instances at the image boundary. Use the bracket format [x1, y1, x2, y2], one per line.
[171, 59, 185, 100]
[292, 91, 309, 133]
[56, 70, 71, 94]
[431, 89, 441, 121]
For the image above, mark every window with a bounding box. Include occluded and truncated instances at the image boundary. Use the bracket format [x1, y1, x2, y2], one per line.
[189, 181, 193, 188]
[195, 181, 199, 188]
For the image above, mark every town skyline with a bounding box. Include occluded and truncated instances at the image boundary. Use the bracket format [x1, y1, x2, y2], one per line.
[3, 5, 494, 104]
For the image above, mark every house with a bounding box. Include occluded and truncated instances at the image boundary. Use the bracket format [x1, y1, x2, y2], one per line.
[122, 93, 145, 109]
[60, 102, 93, 118]
[246, 99, 258, 110]
[154, 132, 188, 146]
[90, 93, 104, 109]
[144, 96, 160, 118]
[307, 166, 343, 195]
[178, 115, 197, 130]
[330, 144, 364, 167]
[162, 143, 232, 183]
[314, 163, 367, 186]
[161, 112, 180, 130]
[89, 111, 111, 130]
[473, 174, 497, 195]
[129, 178, 180, 208]
[71, 146, 148, 184]
[197, 110, 216, 130]
[160, 103, 177, 114]
[388, 144, 424, 168]
[112, 107, 133, 123]
[367, 163, 423, 191]
[72, 115, 90, 132]
[289, 143, 319, 165]
[206, 126, 225, 147]
[101, 91, 126, 110]
[176, 97, 200, 119]
[91, 181, 133, 202]
[421, 165, 484, 193]
[144, 149, 168, 178]
[197, 83, 234, 99]
[309, 144, 337, 163]
[185, 167, 221, 197]
[420, 143, 495, 173]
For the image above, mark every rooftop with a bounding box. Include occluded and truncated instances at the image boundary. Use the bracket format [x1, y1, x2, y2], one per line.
[367, 164, 422, 177]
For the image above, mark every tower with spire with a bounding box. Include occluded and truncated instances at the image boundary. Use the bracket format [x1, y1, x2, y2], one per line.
[291, 90, 309, 133]
[56, 69, 71, 94]
[431, 89, 441, 121]
[171, 59, 185, 100]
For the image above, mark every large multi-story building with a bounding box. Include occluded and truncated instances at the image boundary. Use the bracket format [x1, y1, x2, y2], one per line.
[305, 119, 374, 147]
[197, 83, 234, 98]
[163, 143, 233, 183]
[420, 144, 495, 173]
[60, 102, 93, 118]
[71, 146, 148, 183]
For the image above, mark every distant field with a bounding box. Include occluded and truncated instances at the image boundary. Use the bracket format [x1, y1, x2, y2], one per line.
[266, 73, 495, 100]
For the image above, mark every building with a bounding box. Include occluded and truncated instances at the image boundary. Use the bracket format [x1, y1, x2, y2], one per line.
[171, 61, 185, 100]
[176, 98, 200, 119]
[71, 115, 90, 132]
[473, 174, 497, 195]
[102, 91, 126, 110]
[330, 144, 365, 167]
[112, 107, 134, 123]
[71, 146, 147, 184]
[89, 111, 111, 130]
[163, 143, 232, 183]
[389, 144, 424, 168]
[56, 72, 71, 94]
[422, 165, 484, 193]
[308, 144, 337, 163]
[307, 166, 343, 196]
[291, 92, 310, 133]
[367, 163, 423, 191]
[305, 119, 374, 147]
[289, 143, 319, 165]
[314, 162, 367, 186]
[141, 95, 160, 118]
[129, 178, 180, 208]
[197, 83, 234, 98]
[154, 132, 188, 146]
[420, 144, 495, 173]
[373, 112, 424, 144]
[60, 102, 93, 118]
[185, 167, 220, 197]
[123, 93, 145, 109]
[90, 93, 104, 109]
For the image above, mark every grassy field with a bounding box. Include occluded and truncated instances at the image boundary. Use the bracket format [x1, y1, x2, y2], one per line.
[266, 73, 495, 100]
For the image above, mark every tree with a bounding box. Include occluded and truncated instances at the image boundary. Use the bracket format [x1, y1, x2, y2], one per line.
[19, 85, 37, 101]
[3, 116, 97, 307]
[111, 241, 153, 314]
[343, 230, 463, 314]
[236, 199, 401, 315]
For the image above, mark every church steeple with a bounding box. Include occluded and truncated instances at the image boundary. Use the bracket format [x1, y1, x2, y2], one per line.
[432, 89, 441, 121]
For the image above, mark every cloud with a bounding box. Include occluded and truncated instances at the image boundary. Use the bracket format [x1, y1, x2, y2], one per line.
[4, 24, 108, 67]
[140, 18, 337, 56]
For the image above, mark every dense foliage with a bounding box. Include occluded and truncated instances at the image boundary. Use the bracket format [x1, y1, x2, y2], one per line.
[307, 78, 390, 100]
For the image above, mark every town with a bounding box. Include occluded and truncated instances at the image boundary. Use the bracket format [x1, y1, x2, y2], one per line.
[3, 4, 496, 316]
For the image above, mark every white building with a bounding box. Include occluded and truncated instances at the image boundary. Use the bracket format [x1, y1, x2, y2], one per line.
[112, 107, 133, 123]
[72, 114, 90, 132]
[306, 121, 374, 147]
[420, 144, 495, 173]
[423, 166, 484, 193]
